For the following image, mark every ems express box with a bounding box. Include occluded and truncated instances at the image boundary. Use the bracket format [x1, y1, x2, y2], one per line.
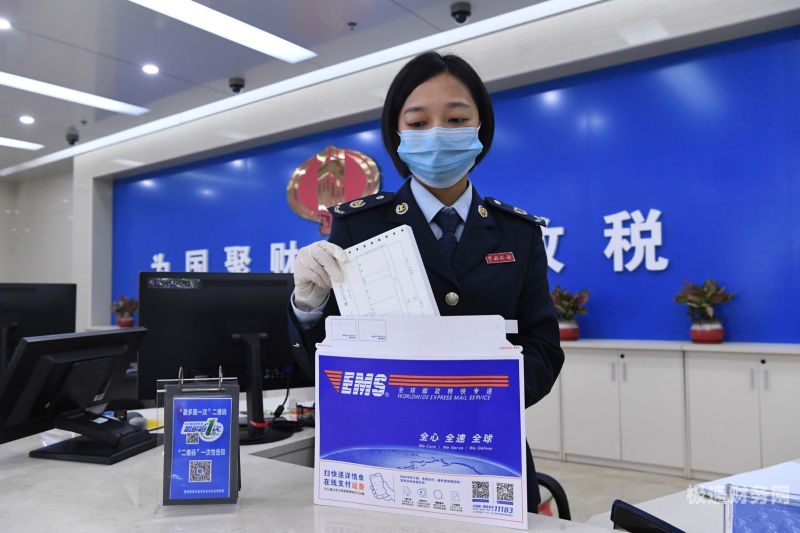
[314, 315, 528, 530]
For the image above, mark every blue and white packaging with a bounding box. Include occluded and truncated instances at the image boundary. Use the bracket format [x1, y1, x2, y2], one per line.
[314, 315, 527, 529]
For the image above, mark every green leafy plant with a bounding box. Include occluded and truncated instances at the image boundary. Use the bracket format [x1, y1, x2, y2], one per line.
[551, 286, 589, 321]
[674, 280, 734, 323]
[111, 295, 138, 317]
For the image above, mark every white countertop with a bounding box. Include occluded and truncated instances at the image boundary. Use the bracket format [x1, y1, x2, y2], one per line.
[560, 339, 684, 351]
[680, 342, 800, 355]
[588, 458, 800, 531]
[561, 339, 800, 355]
[0, 428, 610, 533]
[587, 490, 723, 531]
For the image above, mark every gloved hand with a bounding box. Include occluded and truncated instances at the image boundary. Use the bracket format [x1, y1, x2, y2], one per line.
[293, 241, 347, 311]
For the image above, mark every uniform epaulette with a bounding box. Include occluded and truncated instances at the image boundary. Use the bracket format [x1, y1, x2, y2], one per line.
[329, 192, 395, 217]
[485, 197, 547, 227]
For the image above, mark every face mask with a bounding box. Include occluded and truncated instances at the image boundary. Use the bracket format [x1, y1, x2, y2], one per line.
[397, 126, 483, 188]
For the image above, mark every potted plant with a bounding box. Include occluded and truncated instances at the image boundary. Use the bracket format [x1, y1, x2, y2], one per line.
[674, 280, 734, 343]
[111, 295, 138, 328]
[551, 286, 589, 341]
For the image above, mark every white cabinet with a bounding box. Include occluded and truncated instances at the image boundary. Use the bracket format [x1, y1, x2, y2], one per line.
[533, 341, 800, 477]
[562, 347, 685, 471]
[562, 349, 620, 460]
[687, 353, 761, 475]
[760, 357, 800, 467]
[687, 350, 800, 476]
[526, 377, 561, 456]
[619, 351, 685, 469]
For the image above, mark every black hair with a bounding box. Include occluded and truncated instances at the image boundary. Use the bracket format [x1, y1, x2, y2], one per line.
[381, 52, 495, 178]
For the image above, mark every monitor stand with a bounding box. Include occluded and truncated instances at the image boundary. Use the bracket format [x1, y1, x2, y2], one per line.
[0, 320, 16, 375]
[29, 410, 157, 465]
[232, 332, 292, 445]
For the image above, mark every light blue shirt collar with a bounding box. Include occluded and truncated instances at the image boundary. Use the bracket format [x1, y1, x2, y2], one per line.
[410, 178, 473, 224]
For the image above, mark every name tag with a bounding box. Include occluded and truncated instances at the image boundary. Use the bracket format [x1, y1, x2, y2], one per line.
[485, 252, 516, 264]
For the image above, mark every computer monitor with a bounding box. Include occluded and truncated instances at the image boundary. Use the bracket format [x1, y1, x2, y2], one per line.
[0, 328, 156, 464]
[0, 283, 76, 374]
[138, 272, 311, 444]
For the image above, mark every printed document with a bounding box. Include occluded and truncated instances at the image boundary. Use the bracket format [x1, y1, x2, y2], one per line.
[332, 225, 439, 317]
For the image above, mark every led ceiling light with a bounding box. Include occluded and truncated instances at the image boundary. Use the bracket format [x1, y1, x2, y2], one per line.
[142, 64, 160, 75]
[0, 18, 11, 30]
[19, 115, 35, 124]
[0, 136, 44, 151]
[127, 0, 316, 63]
[0, 71, 149, 115]
[618, 19, 670, 46]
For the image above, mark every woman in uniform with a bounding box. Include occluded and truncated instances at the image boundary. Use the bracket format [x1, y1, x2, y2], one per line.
[288, 51, 564, 512]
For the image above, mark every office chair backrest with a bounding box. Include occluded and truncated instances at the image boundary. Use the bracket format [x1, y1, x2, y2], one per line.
[610, 500, 685, 533]
[536, 473, 571, 520]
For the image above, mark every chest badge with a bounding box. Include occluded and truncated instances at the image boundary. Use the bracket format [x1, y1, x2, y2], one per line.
[478, 205, 488, 218]
[395, 202, 409, 215]
[485, 252, 516, 264]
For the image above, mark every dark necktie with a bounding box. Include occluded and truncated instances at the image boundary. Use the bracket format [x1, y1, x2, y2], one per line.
[434, 207, 461, 264]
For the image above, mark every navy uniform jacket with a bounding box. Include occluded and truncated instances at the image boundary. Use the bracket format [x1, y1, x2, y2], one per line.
[288, 178, 565, 509]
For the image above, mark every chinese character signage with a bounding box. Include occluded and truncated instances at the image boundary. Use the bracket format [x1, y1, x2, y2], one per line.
[314, 316, 527, 529]
[144, 209, 669, 277]
[603, 209, 668, 272]
[163, 387, 239, 505]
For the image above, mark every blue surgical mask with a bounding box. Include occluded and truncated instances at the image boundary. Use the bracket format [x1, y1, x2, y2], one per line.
[397, 126, 483, 188]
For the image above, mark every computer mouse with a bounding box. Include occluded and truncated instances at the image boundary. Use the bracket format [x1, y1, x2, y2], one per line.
[127, 411, 147, 430]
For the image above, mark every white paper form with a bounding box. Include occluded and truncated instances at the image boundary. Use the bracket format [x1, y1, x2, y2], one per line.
[332, 225, 439, 317]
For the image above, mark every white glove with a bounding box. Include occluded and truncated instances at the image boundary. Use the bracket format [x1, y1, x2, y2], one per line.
[293, 241, 347, 311]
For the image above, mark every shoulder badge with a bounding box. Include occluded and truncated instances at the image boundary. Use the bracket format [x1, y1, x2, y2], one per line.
[484, 197, 547, 227]
[329, 192, 395, 217]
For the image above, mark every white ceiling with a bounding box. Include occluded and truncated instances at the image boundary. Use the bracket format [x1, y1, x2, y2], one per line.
[1, 0, 799, 174]
[0, 0, 546, 168]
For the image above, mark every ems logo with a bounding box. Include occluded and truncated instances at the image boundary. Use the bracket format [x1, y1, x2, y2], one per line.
[287, 145, 381, 235]
[324, 370, 511, 396]
[181, 418, 224, 444]
[324, 370, 387, 397]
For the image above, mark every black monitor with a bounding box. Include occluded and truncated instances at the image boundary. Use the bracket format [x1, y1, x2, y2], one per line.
[0, 283, 76, 374]
[0, 328, 156, 464]
[138, 272, 311, 444]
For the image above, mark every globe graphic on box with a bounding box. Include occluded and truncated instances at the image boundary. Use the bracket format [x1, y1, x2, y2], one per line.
[323, 447, 518, 476]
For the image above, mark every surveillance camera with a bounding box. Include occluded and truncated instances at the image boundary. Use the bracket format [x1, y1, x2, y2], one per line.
[66, 126, 79, 146]
[229, 76, 245, 94]
[451, 2, 471, 24]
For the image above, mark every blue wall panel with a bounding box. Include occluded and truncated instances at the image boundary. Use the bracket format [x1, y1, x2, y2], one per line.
[113, 27, 800, 342]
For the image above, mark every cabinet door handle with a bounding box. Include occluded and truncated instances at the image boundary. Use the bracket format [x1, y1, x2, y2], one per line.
[622, 362, 627, 382]
[611, 362, 616, 382]
[763, 369, 769, 391]
[750, 368, 755, 390]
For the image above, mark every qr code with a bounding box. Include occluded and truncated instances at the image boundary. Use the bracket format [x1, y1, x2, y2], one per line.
[496, 482, 514, 503]
[189, 460, 212, 482]
[186, 432, 199, 444]
[472, 481, 489, 499]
